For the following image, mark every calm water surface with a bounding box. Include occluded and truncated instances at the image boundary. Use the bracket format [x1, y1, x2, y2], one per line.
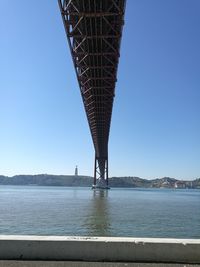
[0, 185, 199, 238]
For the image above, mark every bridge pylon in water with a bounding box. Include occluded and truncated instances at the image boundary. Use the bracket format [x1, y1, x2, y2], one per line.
[93, 156, 109, 189]
[58, 0, 126, 189]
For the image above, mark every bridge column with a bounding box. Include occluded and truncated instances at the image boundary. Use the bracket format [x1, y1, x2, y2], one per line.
[106, 158, 109, 186]
[93, 155, 97, 186]
[92, 156, 110, 189]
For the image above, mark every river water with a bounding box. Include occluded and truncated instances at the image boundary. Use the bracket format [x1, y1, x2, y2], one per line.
[0, 185, 199, 238]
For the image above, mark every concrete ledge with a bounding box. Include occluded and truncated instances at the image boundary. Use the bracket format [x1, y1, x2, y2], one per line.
[0, 235, 200, 263]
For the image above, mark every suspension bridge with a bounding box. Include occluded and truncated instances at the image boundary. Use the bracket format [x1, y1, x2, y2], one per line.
[58, 0, 126, 189]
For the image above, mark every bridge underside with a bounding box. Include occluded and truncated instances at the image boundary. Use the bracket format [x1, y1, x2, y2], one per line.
[58, 0, 126, 187]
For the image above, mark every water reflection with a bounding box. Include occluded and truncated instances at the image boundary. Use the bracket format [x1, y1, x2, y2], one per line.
[84, 190, 111, 236]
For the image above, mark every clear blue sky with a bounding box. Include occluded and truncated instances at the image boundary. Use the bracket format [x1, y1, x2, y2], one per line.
[0, 0, 199, 179]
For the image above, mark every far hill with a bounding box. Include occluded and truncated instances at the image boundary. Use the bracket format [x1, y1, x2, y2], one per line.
[0, 175, 199, 188]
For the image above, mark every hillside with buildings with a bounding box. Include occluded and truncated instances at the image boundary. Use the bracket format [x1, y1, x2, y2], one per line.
[0, 175, 199, 189]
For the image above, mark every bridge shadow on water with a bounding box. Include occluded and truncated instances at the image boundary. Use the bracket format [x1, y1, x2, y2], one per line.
[83, 190, 111, 236]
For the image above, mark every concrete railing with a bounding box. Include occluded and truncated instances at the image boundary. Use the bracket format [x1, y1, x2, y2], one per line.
[0, 235, 200, 263]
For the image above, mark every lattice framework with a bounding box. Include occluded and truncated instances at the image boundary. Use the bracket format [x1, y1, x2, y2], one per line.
[58, 0, 126, 186]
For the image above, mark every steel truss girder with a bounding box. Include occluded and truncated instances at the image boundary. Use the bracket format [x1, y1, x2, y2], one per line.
[58, 0, 126, 186]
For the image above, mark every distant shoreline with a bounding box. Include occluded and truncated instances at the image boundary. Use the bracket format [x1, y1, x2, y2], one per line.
[0, 174, 199, 189]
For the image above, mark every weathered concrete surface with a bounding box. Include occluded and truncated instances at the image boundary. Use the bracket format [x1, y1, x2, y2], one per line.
[0, 236, 200, 263]
[0, 261, 199, 267]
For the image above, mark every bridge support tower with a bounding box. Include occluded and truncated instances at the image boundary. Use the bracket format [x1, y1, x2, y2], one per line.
[92, 155, 110, 190]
